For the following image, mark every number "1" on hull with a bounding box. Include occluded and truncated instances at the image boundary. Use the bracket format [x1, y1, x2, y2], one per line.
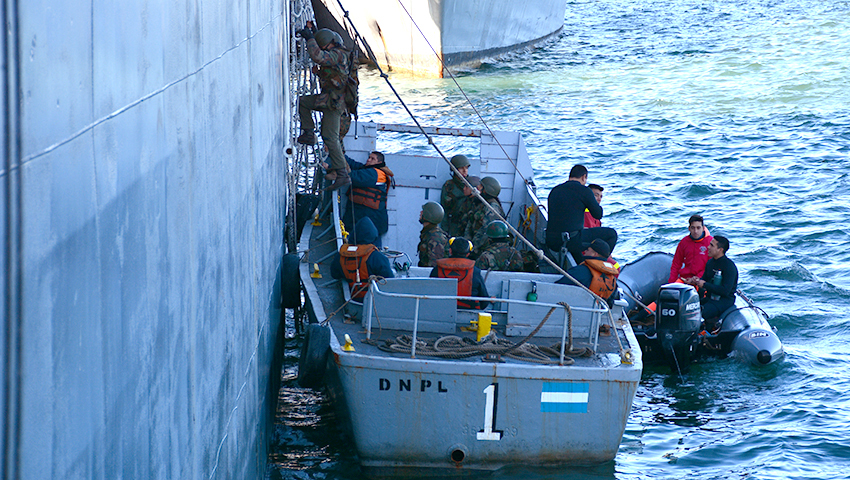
[477, 383, 503, 441]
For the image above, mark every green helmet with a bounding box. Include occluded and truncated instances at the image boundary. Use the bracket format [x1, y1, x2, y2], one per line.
[421, 201, 444, 224]
[315, 29, 343, 48]
[480, 176, 501, 197]
[486, 220, 510, 239]
[450, 154, 470, 169]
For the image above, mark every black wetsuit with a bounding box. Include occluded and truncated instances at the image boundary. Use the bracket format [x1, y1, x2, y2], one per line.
[700, 255, 738, 321]
[545, 180, 617, 262]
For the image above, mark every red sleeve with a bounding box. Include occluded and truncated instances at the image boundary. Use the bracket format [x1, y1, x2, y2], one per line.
[669, 239, 685, 282]
[583, 210, 601, 228]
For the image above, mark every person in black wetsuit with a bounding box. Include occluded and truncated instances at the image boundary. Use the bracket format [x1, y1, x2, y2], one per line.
[545, 164, 618, 264]
[684, 235, 738, 330]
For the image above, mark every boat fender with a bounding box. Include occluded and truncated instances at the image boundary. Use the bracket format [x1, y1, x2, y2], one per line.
[297, 323, 330, 388]
[281, 253, 302, 309]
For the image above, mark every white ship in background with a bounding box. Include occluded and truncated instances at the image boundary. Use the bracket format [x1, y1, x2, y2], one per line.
[316, 0, 568, 77]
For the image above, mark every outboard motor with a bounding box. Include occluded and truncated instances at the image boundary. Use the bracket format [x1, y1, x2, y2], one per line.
[656, 283, 702, 373]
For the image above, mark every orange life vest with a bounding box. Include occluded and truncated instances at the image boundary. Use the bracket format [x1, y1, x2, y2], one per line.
[339, 244, 377, 299]
[350, 170, 388, 209]
[435, 257, 479, 309]
[583, 258, 620, 299]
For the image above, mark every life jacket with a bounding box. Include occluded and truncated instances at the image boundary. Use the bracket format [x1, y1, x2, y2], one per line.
[583, 258, 620, 299]
[350, 169, 388, 209]
[435, 257, 478, 309]
[339, 244, 377, 299]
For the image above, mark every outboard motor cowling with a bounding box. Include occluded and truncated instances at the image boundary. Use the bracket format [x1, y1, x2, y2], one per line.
[656, 283, 702, 372]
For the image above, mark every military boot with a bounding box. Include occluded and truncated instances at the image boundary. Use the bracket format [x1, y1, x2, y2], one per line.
[297, 130, 318, 145]
[324, 168, 351, 191]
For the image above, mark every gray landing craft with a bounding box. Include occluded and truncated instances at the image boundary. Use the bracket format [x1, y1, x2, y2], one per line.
[295, 122, 643, 475]
[618, 252, 784, 373]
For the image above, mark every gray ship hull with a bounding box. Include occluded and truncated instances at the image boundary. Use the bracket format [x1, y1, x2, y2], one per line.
[2, 0, 294, 478]
[318, 0, 568, 77]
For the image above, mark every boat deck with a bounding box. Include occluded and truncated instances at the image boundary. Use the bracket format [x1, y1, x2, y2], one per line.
[301, 198, 632, 369]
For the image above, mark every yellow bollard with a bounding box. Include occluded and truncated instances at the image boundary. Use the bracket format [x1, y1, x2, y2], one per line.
[470, 312, 497, 342]
[342, 334, 355, 352]
[310, 263, 322, 279]
[311, 213, 322, 226]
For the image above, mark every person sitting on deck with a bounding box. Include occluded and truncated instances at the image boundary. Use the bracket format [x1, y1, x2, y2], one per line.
[429, 237, 490, 310]
[556, 239, 620, 301]
[331, 217, 394, 299]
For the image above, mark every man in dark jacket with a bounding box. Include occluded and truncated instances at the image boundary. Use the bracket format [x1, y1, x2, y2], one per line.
[429, 237, 490, 309]
[331, 217, 394, 298]
[684, 235, 738, 329]
[546, 164, 618, 264]
[342, 151, 392, 247]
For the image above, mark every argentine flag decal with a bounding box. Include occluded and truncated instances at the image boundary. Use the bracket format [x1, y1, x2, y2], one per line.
[540, 382, 589, 413]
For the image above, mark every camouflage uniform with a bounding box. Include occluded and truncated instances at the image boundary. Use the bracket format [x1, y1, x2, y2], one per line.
[466, 197, 505, 254]
[440, 175, 466, 234]
[298, 39, 349, 171]
[475, 241, 525, 272]
[418, 224, 449, 267]
[447, 194, 474, 237]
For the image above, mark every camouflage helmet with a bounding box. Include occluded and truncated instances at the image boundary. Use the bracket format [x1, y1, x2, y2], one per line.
[486, 220, 510, 239]
[450, 154, 470, 169]
[315, 29, 343, 49]
[480, 176, 501, 197]
[421, 201, 444, 224]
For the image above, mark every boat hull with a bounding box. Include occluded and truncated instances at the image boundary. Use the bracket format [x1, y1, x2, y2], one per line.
[299, 121, 643, 473]
[325, 331, 640, 471]
[321, 0, 567, 76]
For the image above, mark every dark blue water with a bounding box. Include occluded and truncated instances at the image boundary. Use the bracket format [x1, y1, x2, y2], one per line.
[272, 0, 850, 478]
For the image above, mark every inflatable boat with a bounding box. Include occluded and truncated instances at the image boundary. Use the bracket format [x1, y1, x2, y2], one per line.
[617, 252, 783, 373]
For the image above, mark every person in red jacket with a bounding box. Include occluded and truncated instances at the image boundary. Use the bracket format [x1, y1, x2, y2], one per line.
[584, 184, 604, 228]
[669, 214, 713, 283]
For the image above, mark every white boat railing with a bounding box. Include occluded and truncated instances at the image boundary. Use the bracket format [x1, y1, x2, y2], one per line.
[362, 279, 609, 364]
